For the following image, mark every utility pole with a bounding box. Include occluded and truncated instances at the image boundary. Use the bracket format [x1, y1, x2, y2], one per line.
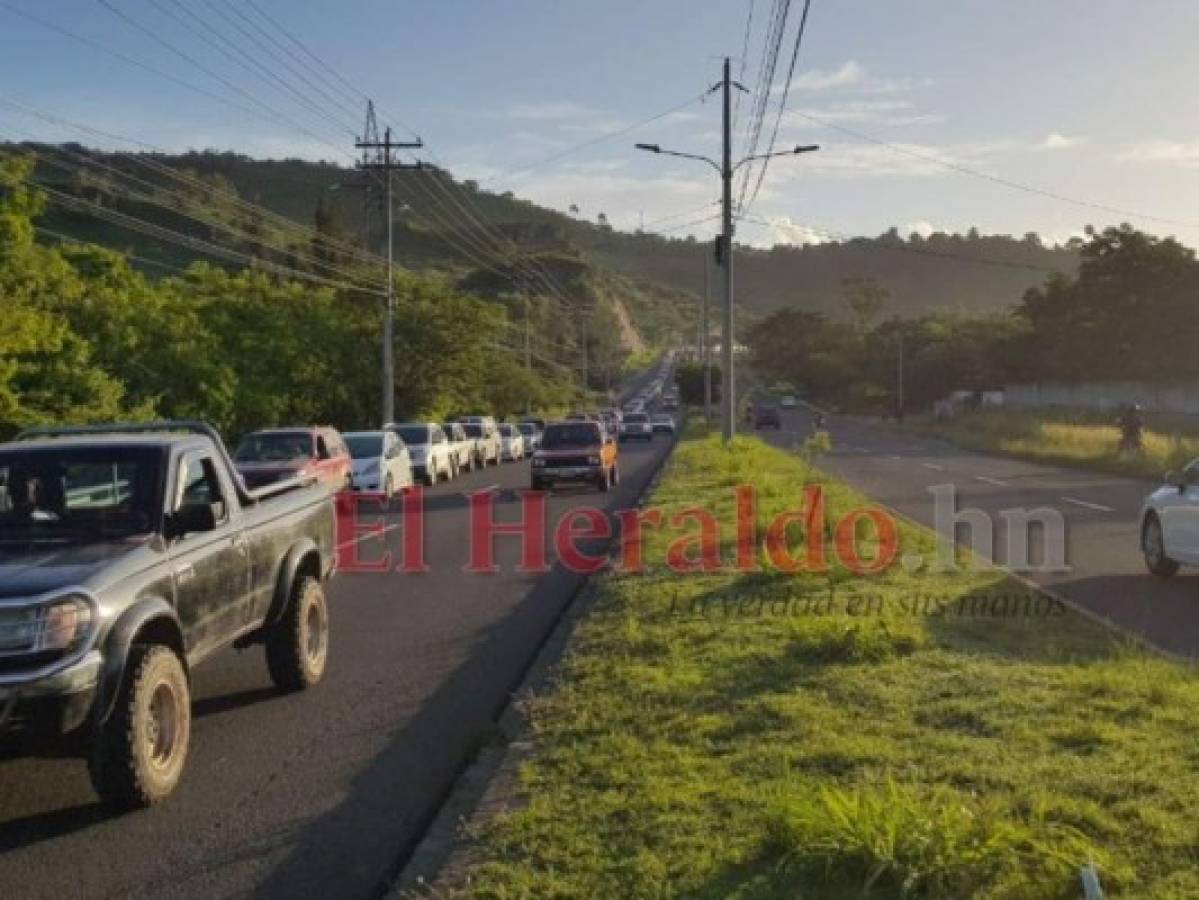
[702, 249, 712, 426]
[719, 56, 735, 444]
[356, 123, 423, 426]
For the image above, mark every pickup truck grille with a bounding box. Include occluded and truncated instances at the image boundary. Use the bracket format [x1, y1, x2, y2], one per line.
[0, 606, 38, 654]
[545, 455, 592, 468]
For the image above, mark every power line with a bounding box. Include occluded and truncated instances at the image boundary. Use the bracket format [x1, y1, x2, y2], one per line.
[793, 110, 1199, 233]
[742, 0, 813, 215]
[732, 0, 757, 133]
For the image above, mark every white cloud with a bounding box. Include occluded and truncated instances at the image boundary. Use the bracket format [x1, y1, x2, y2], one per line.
[760, 216, 830, 247]
[1039, 132, 1085, 150]
[790, 100, 946, 127]
[790, 61, 931, 95]
[1117, 139, 1199, 168]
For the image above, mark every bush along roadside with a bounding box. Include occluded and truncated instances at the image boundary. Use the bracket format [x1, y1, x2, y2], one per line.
[463, 431, 1199, 899]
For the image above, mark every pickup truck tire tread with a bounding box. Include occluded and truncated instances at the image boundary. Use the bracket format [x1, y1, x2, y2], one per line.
[266, 576, 329, 692]
[88, 644, 191, 810]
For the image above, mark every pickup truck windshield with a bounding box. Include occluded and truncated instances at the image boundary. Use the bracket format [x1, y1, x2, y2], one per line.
[0, 446, 163, 540]
[235, 432, 314, 463]
[344, 434, 383, 458]
[394, 425, 430, 445]
[542, 424, 601, 448]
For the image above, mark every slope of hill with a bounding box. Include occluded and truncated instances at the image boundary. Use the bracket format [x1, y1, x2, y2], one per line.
[16, 144, 1079, 336]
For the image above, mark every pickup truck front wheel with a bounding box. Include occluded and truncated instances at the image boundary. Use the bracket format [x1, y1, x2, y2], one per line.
[266, 576, 329, 692]
[88, 644, 191, 809]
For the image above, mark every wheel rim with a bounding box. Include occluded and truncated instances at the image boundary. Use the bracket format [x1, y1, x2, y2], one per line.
[146, 682, 180, 769]
[305, 599, 327, 666]
[1145, 520, 1164, 565]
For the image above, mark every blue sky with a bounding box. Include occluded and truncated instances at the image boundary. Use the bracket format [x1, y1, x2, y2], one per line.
[3, 0, 1199, 248]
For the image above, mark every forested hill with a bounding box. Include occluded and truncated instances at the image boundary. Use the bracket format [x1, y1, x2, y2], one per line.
[19, 145, 1079, 324]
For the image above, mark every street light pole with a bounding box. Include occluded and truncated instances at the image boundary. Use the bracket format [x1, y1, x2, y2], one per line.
[720, 57, 735, 445]
[634, 67, 818, 447]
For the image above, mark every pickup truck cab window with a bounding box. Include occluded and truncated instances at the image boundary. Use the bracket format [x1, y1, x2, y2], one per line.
[174, 454, 229, 532]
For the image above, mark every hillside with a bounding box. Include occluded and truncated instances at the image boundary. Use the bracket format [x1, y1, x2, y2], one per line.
[15, 144, 1079, 336]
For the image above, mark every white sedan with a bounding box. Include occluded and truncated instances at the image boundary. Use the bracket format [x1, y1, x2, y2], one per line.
[498, 423, 526, 461]
[1141, 464, 1199, 575]
[344, 430, 413, 497]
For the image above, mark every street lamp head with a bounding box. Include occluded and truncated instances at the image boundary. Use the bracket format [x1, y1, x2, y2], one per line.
[794, 144, 820, 153]
[635, 143, 661, 153]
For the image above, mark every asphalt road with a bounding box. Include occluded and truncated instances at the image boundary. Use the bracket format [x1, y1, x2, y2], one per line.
[761, 405, 1199, 657]
[0, 408, 676, 898]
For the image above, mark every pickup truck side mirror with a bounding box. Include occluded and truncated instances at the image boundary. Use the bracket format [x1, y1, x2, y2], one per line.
[169, 501, 223, 538]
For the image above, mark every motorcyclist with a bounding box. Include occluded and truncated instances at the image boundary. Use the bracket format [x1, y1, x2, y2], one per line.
[1117, 403, 1144, 453]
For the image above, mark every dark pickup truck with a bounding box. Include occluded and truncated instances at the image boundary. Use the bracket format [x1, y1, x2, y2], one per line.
[0, 421, 336, 809]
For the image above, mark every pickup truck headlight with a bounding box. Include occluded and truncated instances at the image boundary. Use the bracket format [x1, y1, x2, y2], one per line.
[531, 456, 546, 467]
[36, 595, 94, 653]
[587, 455, 601, 466]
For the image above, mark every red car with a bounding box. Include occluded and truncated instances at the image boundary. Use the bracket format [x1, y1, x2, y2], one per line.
[233, 426, 352, 491]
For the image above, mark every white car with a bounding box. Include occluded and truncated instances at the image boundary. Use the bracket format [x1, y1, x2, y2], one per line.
[388, 422, 454, 486]
[344, 430, 413, 496]
[1142, 464, 1199, 575]
[498, 423, 526, 461]
[620, 412, 653, 442]
[441, 422, 477, 475]
[517, 421, 542, 451]
[458, 418, 501, 467]
[781, 395, 797, 409]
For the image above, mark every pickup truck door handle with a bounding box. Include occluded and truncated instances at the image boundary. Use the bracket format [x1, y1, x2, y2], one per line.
[175, 563, 195, 585]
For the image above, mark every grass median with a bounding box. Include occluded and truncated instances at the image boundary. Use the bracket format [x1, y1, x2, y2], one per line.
[904, 407, 1199, 479]
[463, 430, 1199, 899]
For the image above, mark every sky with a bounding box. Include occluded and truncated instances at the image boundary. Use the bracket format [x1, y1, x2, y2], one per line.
[3, 0, 1199, 249]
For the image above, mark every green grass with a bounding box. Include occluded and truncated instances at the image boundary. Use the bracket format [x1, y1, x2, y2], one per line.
[905, 407, 1199, 478]
[461, 431, 1199, 899]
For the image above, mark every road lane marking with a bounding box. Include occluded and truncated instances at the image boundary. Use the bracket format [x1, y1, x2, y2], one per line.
[889, 454, 902, 461]
[337, 521, 403, 551]
[975, 475, 1007, 486]
[1060, 496, 1115, 512]
[920, 462, 945, 471]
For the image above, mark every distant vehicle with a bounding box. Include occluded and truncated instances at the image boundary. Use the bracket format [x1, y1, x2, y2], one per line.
[498, 423, 526, 461]
[624, 400, 645, 415]
[1142, 462, 1199, 576]
[517, 421, 543, 451]
[661, 396, 679, 411]
[518, 417, 547, 432]
[0, 421, 336, 808]
[531, 420, 620, 492]
[621, 412, 653, 441]
[780, 395, 797, 409]
[387, 422, 453, 485]
[565, 411, 601, 423]
[754, 405, 782, 429]
[344, 430, 413, 496]
[233, 426, 351, 491]
[651, 414, 676, 435]
[458, 419, 501, 468]
[441, 422, 477, 475]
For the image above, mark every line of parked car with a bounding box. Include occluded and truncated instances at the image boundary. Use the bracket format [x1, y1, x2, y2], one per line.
[228, 415, 552, 499]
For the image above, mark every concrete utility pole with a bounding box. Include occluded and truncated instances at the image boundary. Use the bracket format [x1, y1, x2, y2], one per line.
[702, 248, 712, 426]
[719, 56, 735, 444]
[356, 123, 423, 426]
[636, 60, 818, 446]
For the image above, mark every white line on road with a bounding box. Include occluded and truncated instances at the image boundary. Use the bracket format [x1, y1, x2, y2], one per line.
[337, 521, 403, 551]
[1060, 496, 1116, 513]
[920, 462, 945, 471]
[975, 475, 1008, 486]
[888, 454, 902, 461]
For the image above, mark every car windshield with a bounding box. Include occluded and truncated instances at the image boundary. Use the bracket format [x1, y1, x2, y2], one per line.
[461, 424, 483, 438]
[344, 434, 383, 458]
[0, 445, 163, 541]
[542, 424, 601, 447]
[393, 425, 430, 445]
[234, 431, 313, 463]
